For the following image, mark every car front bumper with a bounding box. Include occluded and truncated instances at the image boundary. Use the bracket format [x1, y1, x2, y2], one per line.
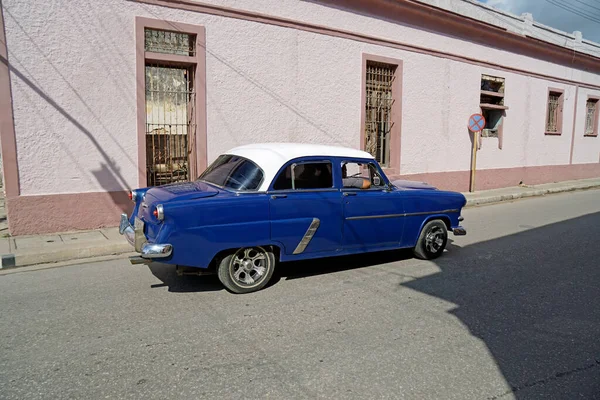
[119, 213, 172, 259]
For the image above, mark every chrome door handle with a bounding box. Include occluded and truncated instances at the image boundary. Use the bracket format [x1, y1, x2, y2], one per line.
[343, 192, 357, 196]
[271, 194, 287, 199]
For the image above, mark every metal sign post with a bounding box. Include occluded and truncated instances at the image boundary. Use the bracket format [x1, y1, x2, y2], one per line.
[468, 113, 486, 193]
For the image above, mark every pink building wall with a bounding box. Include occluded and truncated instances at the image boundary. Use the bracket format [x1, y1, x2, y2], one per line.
[1, 0, 600, 234]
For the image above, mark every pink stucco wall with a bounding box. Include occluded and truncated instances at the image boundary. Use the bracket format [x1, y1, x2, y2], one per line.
[2, 0, 600, 201]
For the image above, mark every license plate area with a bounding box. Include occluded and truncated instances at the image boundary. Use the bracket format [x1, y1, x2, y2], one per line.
[133, 217, 147, 252]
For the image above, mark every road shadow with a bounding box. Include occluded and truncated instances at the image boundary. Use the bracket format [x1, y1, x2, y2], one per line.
[147, 245, 418, 293]
[276, 247, 414, 281]
[403, 212, 600, 399]
[144, 214, 600, 397]
[147, 263, 223, 293]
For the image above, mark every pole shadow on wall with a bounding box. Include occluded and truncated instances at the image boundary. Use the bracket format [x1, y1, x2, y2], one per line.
[91, 163, 132, 215]
[1, 58, 133, 214]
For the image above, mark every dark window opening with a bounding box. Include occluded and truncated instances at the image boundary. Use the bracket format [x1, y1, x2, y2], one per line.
[273, 162, 333, 190]
[480, 75, 507, 140]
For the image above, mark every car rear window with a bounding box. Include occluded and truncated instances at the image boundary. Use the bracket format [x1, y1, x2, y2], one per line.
[198, 155, 264, 191]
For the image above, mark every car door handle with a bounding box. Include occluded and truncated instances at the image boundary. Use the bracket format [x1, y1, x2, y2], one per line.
[271, 194, 287, 199]
[343, 192, 357, 196]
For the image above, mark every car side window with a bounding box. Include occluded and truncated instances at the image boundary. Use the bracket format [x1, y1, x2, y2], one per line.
[273, 162, 333, 190]
[341, 161, 385, 190]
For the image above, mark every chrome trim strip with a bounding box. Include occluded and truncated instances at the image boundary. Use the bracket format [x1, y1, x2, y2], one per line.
[293, 218, 321, 255]
[346, 209, 460, 221]
[267, 188, 338, 194]
[347, 213, 405, 221]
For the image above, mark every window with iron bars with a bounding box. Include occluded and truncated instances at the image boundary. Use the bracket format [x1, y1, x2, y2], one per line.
[545, 90, 563, 134]
[585, 98, 598, 136]
[144, 28, 197, 186]
[365, 61, 396, 166]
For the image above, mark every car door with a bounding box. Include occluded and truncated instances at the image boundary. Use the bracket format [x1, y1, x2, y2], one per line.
[269, 159, 344, 256]
[340, 160, 405, 250]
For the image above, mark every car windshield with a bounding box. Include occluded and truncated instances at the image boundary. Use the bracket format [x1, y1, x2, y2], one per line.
[197, 155, 264, 191]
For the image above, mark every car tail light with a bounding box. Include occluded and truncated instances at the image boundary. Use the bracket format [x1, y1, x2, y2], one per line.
[154, 204, 164, 221]
[129, 190, 138, 203]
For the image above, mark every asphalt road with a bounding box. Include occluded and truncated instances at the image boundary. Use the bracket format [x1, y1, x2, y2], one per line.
[1, 190, 600, 400]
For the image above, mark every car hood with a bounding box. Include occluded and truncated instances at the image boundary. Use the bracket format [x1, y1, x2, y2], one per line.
[391, 179, 438, 190]
[144, 181, 220, 203]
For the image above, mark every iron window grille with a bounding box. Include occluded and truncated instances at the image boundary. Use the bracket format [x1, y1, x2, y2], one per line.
[365, 62, 396, 167]
[145, 62, 196, 186]
[546, 91, 563, 134]
[144, 28, 195, 56]
[585, 99, 598, 136]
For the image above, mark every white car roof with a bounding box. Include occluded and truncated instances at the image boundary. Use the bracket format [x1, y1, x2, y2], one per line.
[226, 143, 375, 191]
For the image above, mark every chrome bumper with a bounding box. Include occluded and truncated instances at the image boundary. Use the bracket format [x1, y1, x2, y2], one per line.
[119, 213, 172, 259]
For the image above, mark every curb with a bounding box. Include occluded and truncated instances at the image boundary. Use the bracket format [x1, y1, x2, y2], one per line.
[464, 183, 600, 207]
[0, 252, 139, 276]
[0, 243, 133, 270]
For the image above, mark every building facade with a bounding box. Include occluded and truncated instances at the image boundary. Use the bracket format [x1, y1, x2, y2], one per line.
[1, 0, 600, 235]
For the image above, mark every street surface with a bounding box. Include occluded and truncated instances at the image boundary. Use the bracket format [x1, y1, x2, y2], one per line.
[1, 190, 600, 399]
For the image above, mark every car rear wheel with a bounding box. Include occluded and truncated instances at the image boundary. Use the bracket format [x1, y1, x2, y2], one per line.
[413, 220, 448, 260]
[217, 246, 276, 294]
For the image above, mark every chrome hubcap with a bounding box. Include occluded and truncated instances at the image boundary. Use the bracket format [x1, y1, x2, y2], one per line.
[230, 247, 269, 288]
[425, 227, 445, 253]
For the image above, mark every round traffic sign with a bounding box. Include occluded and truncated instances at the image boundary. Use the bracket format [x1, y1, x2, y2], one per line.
[468, 113, 486, 133]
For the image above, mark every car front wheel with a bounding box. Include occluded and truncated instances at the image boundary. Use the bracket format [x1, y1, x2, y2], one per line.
[413, 220, 448, 260]
[217, 246, 276, 294]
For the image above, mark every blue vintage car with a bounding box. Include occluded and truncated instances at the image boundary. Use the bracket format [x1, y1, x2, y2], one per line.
[120, 143, 466, 293]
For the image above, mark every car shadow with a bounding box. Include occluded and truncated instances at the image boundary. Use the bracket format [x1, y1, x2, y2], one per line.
[403, 212, 600, 399]
[145, 239, 458, 292]
[146, 263, 223, 293]
[275, 248, 415, 281]
[145, 244, 422, 293]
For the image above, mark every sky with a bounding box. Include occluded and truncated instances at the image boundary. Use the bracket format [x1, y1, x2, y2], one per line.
[478, 0, 600, 43]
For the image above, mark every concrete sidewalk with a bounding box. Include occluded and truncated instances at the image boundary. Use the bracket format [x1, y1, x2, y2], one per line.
[1, 177, 599, 269]
[464, 177, 600, 207]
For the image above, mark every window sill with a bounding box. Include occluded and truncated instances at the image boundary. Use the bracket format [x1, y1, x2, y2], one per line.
[584, 133, 598, 137]
[544, 131, 562, 136]
[480, 90, 504, 98]
[480, 103, 509, 110]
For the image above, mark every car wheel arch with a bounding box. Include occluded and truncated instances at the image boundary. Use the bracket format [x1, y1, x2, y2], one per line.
[209, 244, 282, 268]
[413, 215, 451, 242]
